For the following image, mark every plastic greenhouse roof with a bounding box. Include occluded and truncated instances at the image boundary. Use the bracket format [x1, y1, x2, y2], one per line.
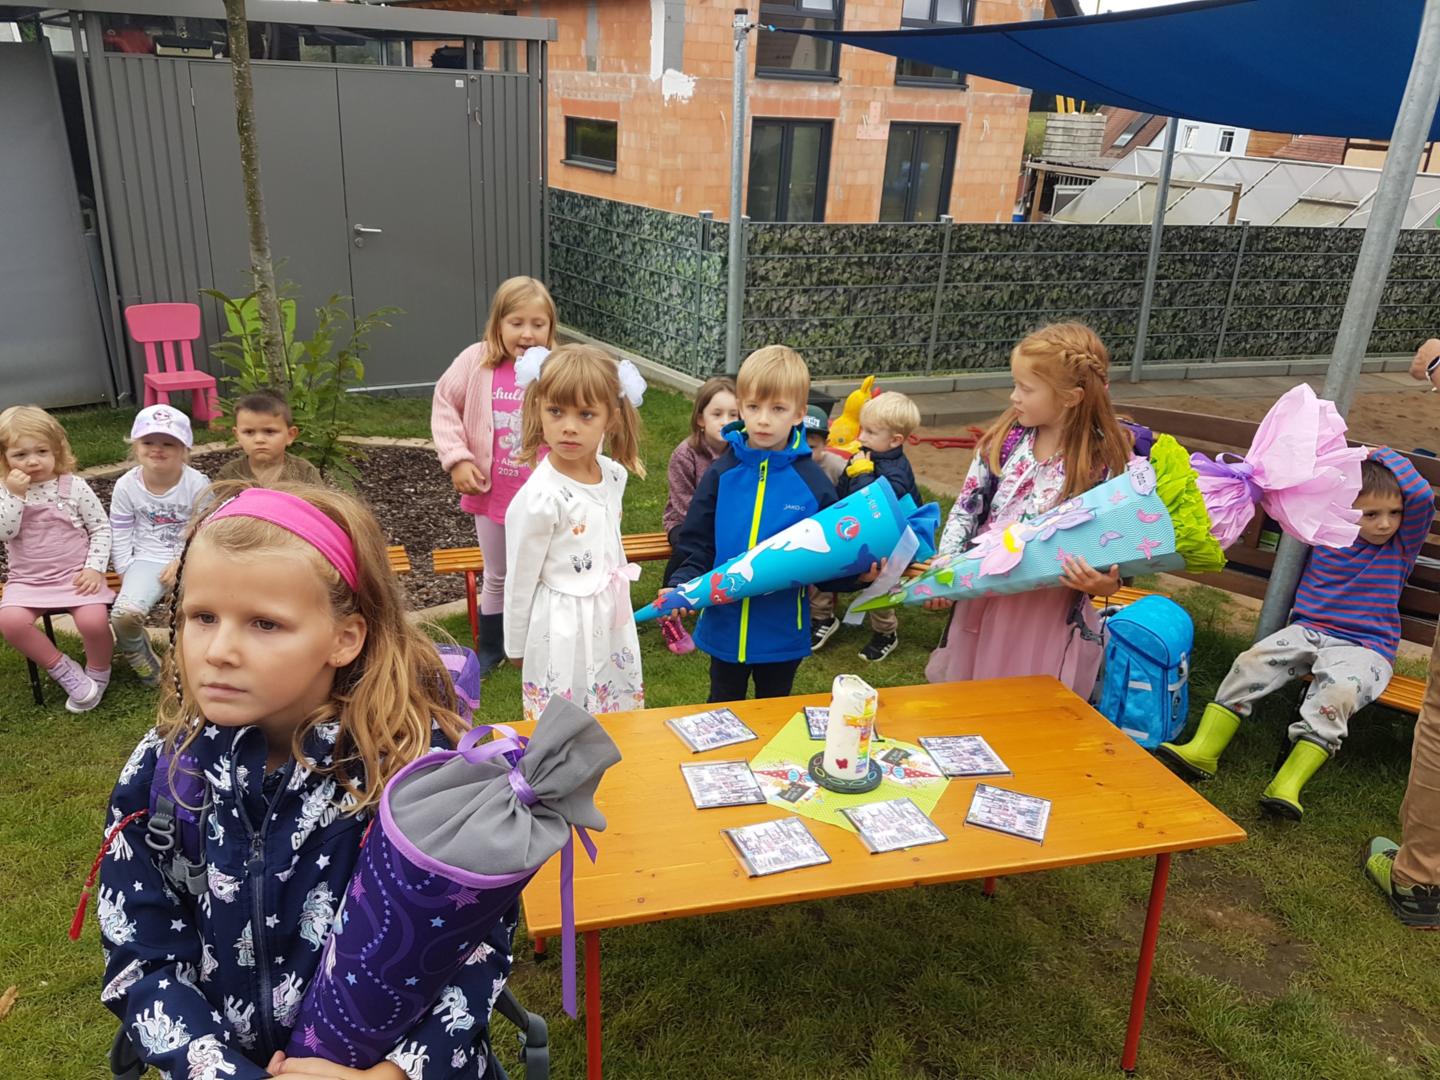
[1052, 148, 1440, 229]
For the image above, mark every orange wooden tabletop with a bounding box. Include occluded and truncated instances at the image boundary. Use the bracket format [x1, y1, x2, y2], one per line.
[520, 677, 1246, 938]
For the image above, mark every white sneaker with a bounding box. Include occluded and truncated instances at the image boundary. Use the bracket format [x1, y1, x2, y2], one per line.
[64, 673, 103, 713]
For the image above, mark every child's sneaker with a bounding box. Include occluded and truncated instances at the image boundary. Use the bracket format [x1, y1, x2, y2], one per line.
[123, 635, 163, 688]
[660, 615, 695, 656]
[1361, 837, 1440, 929]
[811, 616, 841, 651]
[859, 631, 898, 663]
[47, 654, 101, 713]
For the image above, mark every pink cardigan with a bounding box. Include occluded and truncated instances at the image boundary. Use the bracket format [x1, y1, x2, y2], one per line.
[431, 342, 497, 492]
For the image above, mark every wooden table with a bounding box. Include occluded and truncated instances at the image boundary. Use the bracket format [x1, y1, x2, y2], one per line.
[520, 678, 1246, 1077]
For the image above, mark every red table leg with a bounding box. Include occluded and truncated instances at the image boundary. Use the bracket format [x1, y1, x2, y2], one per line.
[586, 930, 602, 1080]
[533, 935, 547, 957]
[1121, 852, 1172, 1074]
[982, 876, 998, 898]
[465, 570, 480, 654]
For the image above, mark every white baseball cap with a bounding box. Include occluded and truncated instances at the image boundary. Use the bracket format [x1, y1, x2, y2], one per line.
[130, 404, 194, 448]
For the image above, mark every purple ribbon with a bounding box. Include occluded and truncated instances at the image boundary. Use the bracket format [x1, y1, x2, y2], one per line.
[457, 724, 599, 1020]
[507, 768, 539, 807]
[559, 826, 599, 1018]
[1192, 453, 1263, 505]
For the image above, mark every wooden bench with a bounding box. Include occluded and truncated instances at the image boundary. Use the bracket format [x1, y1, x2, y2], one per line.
[4, 545, 411, 707]
[433, 533, 673, 653]
[1116, 405, 1439, 716]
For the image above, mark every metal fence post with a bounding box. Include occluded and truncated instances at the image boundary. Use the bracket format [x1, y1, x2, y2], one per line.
[695, 209, 713, 376]
[925, 215, 954, 373]
[1213, 219, 1249, 361]
[1130, 116, 1179, 383]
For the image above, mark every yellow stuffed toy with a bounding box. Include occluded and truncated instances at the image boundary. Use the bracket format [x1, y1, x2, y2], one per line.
[827, 375, 876, 456]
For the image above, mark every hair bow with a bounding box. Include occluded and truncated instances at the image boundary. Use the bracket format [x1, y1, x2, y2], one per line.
[616, 359, 647, 408]
[515, 346, 550, 388]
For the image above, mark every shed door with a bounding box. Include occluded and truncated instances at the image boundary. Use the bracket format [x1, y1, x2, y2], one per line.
[0, 42, 111, 406]
[337, 67, 479, 388]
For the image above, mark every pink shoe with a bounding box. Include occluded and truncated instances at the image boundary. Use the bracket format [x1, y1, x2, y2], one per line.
[47, 654, 102, 713]
[661, 615, 695, 655]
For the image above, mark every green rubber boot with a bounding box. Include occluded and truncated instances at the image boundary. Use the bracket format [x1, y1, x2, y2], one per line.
[1157, 703, 1240, 781]
[1259, 739, 1330, 820]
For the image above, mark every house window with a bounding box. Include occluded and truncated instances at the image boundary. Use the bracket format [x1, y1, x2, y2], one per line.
[895, 0, 971, 87]
[1112, 113, 1152, 150]
[1182, 124, 1199, 150]
[1218, 128, 1236, 153]
[755, 0, 842, 80]
[880, 123, 957, 222]
[747, 119, 832, 221]
[564, 117, 617, 171]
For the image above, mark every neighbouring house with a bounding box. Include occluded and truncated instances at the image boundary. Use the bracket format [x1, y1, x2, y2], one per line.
[398, 0, 1043, 223]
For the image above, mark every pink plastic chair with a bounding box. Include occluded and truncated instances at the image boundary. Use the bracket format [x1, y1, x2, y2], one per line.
[124, 302, 218, 423]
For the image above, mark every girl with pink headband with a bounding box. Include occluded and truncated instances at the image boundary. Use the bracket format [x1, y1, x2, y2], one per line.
[91, 483, 518, 1078]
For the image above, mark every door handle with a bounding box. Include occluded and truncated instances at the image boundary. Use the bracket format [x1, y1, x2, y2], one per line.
[353, 224, 383, 235]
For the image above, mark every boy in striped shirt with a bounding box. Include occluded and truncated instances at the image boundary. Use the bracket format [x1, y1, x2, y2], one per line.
[1160, 448, 1432, 819]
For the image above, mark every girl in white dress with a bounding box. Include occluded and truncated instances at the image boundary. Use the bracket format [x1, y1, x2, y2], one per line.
[503, 343, 648, 722]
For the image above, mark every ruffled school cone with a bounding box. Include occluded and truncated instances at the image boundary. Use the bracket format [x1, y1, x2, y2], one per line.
[285, 696, 620, 1069]
[856, 384, 1365, 612]
[633, 479, 941, 624]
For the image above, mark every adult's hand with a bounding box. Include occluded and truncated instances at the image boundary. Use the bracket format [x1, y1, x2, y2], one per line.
[1410, 339, 1440, 384]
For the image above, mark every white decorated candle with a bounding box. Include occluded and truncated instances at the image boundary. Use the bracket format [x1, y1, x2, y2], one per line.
[822, 674, 878, 781]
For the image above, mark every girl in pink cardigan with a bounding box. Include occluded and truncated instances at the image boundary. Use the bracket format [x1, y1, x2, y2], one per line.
[432, 276, 557, 673]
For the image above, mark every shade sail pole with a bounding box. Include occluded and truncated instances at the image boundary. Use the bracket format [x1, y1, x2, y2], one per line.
[725, 8, 751, 377]
[1130, 116, 1178, 384]
[1255, 0, 1440, 641]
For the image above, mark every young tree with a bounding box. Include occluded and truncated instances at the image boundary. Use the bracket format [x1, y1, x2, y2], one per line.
[222, 0, 289, 390]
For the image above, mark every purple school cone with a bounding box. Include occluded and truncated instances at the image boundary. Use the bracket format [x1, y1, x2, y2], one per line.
[286, 696, 621, 1068]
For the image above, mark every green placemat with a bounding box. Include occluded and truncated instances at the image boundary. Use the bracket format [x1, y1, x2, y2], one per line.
[749, 712, 949, 834]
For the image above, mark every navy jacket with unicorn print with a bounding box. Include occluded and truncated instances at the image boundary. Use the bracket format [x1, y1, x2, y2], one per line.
[97, 721, 516, 1079]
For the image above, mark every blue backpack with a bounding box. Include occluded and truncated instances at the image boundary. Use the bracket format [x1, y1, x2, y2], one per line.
[1096, 595, 1193, 748]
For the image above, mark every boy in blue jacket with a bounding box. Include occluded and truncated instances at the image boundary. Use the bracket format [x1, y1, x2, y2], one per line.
[667, 345, 878, 702]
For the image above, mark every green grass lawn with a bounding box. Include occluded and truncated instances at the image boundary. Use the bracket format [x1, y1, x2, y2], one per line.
[4, 394, 1439, 1078]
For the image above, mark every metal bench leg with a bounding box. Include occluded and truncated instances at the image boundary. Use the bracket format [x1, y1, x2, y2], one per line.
[27, 658, 44, 706]
[466, 570, 480, 655]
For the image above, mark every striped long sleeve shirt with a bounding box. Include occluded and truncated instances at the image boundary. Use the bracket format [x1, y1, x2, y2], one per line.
[1291, 446, 1433, 662]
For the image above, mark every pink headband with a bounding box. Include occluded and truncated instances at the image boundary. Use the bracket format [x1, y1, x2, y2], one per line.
[206, 488, 360, 592]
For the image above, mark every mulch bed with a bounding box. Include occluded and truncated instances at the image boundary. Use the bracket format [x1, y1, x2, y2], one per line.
[0, 446, 475, 618]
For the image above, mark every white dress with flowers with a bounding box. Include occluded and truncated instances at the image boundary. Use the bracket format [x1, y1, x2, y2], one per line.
[503, 455, 645, 722]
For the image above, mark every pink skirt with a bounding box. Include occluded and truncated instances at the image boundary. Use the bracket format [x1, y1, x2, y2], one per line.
[924, 586, 1103, 699]
[0, 578, 114, 610]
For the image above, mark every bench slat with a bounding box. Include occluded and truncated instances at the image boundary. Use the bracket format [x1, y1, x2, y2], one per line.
[434, 532, 673, 575]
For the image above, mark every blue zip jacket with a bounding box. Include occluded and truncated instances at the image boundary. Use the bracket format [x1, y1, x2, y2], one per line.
[97, 722, 515, 1079]
[669, 421, 853, 664]
[837, 443, 921, 504]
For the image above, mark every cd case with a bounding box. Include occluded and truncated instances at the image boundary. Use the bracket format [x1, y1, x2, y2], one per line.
[919, 735, 1011, 778]
[666, 708, 758, 753]
[680, 760, 767, 809]
[965, 783, 1051, 843]
[840, 797, 948, 854]
[723, 817, 831, 876]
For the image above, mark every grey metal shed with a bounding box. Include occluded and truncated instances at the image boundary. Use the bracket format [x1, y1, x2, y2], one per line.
[1, 0, 554, 407]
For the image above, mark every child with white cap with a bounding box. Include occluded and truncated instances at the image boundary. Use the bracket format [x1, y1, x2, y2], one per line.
[108, 405, 210, 685]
